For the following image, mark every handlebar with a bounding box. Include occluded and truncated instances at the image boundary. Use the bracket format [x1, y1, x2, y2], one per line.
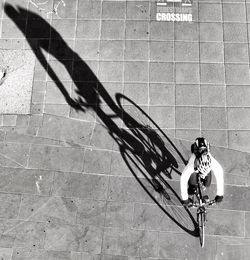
[189, 199, 216, 208]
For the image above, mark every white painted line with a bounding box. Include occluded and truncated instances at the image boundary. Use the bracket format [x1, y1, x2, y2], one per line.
[157, 3, 167, 5]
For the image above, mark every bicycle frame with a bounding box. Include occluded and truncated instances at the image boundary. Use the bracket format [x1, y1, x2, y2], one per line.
[190, 173, 216, 248]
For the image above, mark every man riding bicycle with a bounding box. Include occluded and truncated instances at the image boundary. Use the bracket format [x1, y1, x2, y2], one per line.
[180, 137, 224, 207]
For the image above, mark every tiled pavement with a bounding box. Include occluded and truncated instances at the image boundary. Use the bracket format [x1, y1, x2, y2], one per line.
[1, 0, 250, 259]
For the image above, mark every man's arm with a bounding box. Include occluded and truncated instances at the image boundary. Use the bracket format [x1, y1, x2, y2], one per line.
[180, 154, 195, 201]
[211, 156, 224, 196]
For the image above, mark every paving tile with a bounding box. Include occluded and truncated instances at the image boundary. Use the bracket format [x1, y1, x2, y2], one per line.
[110, 152, 133, 177]
[1, 19, 26, 39]
[71, 252, 101, 260]
[70, 107, 96, 123]
[149, 84, 174, 106]
[28, 144, 84, 172]
[175, 63, 200, 84]
[99, 61, 123, 82]
[201, 107, 227, 129]
[199, 22, 223, 42]
[216, 237, 250, 260]
[176, 84, 200, 106]
[125, 40, 149, 61]
[0, 39, 24, 50]
[150, 106, 175, 129]
[124, 83, 148, 104]
[126, 1, 150, 20]
[19, 195, 78, 224]
[174, 42, 199, 62]
[0, 167, 54, 195]
[0, 142, 30, 167]
[76, 199, 106, 227]
[53, 0, 77, 19]
[102, 1, 126, 19]
[133, 203, 189, 233]
[43, 103, 70, 118]
[149, 62, 174, 83]
[175, 129, 201, 142]
[224, 43, 249, 63]
[78, 1, 102, 19]
[30, 104, 44, 115]
[44, 222, 102, 253]
[45, 81, 71, 104]
[125, 61, 148, 82]
[108, 176, 159, 203]
[32, 91, 45, 104]
[51, 19, 75, 39]
[150, 22, 174, 41]
[0, 248, 12, 260]
[174, 23, 198, 41]
[222, 3, 246, 22]
[227, 85, 250, 106]
[201, 63, 225, 84]
[228, 108, 250, 129]
[225, 64, 250, 85]
[199, 3, 222, 21]
[200, 42, 224, 63]
[74, 40, 99, 60]
[105, 201, 134, 228]
[201, 85, 226, 106]
[101, 21, 125, 39]
[84, 148, 112, 174]
[0, 219, 46, 249]
[175, 107, 200, 129]
[12, 249, 71, 260]
[247, 3, 250, 21]
[220, 185, 250, 211]
[0, 131, 5, 142]
[0, 193, 21, 219]
[102, 227, 158, 257]
[158, 232, 216, 259]
[90, 124, 114, 150]
[205, 209, 244, 236]
[37, 114, 94, 146]
[76, 20, 100, 39]
[52, 172, 109, 200]
[201, 130, 228, 147]
[150, 41, 172, 62]
[2, 115, 17, 126]
[100, 40, 124, 61]
[224, 23, 247, 42]
[245, 212, 250, 237]
[212, 146, 250, 178]
[99, 82, 123, 101]
[125, 21, 149, 40]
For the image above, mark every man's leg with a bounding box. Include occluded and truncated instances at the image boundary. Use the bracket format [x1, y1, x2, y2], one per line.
[188, 171, 198, 195]
[202, 171, 212, 188]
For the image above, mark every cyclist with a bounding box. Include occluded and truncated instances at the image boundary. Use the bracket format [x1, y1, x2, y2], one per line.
[180, 137, 224, 207]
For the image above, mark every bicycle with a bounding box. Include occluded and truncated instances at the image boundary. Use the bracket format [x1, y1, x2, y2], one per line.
[187, 172, 216, 248]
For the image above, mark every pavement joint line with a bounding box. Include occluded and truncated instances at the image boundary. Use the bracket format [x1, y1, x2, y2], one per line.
[197, 0, 202, 138]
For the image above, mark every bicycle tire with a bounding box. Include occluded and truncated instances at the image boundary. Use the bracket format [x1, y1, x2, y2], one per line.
[197, 211, 205, 248]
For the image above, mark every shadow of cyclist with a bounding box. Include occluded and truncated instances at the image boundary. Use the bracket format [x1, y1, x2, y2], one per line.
[4, 3, 198, 236]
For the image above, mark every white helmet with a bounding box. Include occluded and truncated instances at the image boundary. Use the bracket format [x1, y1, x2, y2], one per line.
[196, 153, 212, 176]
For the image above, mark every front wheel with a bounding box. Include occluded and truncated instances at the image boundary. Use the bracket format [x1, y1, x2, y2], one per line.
[197, 212, 205, 247]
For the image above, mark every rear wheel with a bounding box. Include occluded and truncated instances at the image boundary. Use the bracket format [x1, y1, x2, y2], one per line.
[197, 211, 205, 247]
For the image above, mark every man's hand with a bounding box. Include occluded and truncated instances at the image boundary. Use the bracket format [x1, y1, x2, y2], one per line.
[182, 198, 193, 207]
[215, 195, 223, 203]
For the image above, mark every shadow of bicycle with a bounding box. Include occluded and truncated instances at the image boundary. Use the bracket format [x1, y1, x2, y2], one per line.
[5, 3, 198, 236]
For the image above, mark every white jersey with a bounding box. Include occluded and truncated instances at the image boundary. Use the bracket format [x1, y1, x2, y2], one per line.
[180, 153, 224, 201]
